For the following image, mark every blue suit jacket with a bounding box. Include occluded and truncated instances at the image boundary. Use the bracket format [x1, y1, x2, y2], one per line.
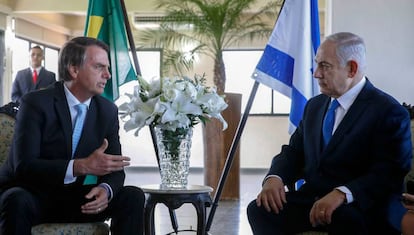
[268, 80, 412, 211]
[0, 81, 125, 199]
[11, 67, 56, 103]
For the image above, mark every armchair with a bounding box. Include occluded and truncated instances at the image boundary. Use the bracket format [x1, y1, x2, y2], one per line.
[0, 102, 18, 165]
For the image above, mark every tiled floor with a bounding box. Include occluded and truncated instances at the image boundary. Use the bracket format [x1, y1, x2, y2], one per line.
[124, 167, 267, 235]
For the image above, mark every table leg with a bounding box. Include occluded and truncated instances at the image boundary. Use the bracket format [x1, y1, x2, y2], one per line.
[145, 200, 156, 235]
[193, 201, 207, 235]
[168, 208, 179, 233]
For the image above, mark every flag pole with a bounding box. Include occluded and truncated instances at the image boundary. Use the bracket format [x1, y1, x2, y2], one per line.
[119, 0, 141, 76]
[117, 0, 159, 169]
[118, 0, 159, 166]
[118, 1, 179, 233]
[206, 81, 260, 231]
[206, 0, 288, 230]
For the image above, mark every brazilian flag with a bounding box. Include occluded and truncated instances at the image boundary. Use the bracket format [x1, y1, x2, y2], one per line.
[84, 0, 137, 101]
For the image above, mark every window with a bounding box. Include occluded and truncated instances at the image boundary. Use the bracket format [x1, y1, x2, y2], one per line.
[11, 38, 29, 82]
[223, 50, 290, 115]
[115, 49, 161, 106]
[44, 47, 59, 79]
[119, 49, 292, 115]
[116, 49, 163, 166]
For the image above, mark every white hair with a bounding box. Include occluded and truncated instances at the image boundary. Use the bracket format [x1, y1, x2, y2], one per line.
[325, 32, 367, 73]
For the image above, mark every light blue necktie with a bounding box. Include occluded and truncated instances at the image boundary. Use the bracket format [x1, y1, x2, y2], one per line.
[72, 104, 87, 157]
[322, 99, 340, 147]
[72, 104, 97, 185]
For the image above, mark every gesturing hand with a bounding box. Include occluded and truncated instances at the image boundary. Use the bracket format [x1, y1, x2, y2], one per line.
[74, 138, 131, 176]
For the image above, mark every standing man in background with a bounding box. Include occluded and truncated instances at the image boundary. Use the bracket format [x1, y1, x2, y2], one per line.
[11, 45, 56, 104]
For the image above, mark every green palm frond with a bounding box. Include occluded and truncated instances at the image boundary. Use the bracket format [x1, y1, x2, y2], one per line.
[137, 0, 282, 93]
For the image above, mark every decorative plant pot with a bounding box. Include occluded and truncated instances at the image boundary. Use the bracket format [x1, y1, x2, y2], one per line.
[203, 92, 241, 200]
[155, 127, 193, 188]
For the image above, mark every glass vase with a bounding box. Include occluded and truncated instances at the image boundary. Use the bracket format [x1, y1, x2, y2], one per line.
[155, 126, 193, 188]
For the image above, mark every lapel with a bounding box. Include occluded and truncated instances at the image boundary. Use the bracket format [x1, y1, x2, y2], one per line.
[75, 98, 97, 157]
[317, 98, 331, 151]
[34, 68, 44, 88]
[53, 81, 73, 159]
[323, 80, 374, 153]
[53, 83, 100, 159]
[24, 68, 36, 89]
[311, 97, 330, 165]
[37, 67, 43, 82]
[37, 67, 47, 80]
[71, 96, 99, 156]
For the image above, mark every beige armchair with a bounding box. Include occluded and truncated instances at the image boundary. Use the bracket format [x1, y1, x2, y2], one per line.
[31, 222, 109, 235]
[0, 102, 110, 235]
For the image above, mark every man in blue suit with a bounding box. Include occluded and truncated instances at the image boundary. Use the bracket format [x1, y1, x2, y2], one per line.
[11, 45, 56, 103]
[0, 37, 145, 234]
[247, 32, 412, 234]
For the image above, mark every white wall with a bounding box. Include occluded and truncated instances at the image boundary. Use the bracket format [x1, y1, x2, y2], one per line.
[121, 115, 290, 169]
[329, 0, 414, 104]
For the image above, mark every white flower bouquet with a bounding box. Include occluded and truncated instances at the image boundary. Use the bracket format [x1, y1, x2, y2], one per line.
[119, 74, 228, 135]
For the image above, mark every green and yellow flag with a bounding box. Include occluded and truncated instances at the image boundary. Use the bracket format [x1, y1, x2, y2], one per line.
[84, 0, 136, 101]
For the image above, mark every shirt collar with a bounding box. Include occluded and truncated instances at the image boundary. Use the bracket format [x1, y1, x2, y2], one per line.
[31, 67, 41, 74]
[334, 77, 366, 111]
[63, 83, 91, 109]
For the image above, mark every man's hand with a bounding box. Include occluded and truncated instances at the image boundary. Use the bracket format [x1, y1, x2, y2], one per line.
[256, 177, 287, 214]
[73, 138, 130, 176]
[402, 193, 414, 210]
[309, 189, 346, 227]
[81, 186, 109, 214]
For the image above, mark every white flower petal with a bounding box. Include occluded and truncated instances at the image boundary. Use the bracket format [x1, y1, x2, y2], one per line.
[119, 75, 228, 134]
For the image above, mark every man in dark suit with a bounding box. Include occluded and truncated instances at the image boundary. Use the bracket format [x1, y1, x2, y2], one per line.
[247, 32, 412, 234]
[0, 37, 145, 234]
[11, 45, 56, 103]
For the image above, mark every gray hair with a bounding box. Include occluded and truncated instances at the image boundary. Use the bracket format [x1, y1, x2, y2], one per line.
[325, 32, 367, 73]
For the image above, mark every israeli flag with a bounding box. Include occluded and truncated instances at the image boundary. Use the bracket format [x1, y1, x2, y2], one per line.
[252, 0, 321, 134]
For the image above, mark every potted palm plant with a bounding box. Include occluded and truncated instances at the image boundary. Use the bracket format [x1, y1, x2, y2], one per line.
[138, 0, 281, 199]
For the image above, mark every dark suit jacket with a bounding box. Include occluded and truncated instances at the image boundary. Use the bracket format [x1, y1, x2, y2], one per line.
[11, 67, 56, 103]
[268, 80, 412, 212]
[0, 81, 125, 201]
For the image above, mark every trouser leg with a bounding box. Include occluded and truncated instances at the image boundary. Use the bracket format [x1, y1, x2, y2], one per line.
[108, 186, 145, 235]
[0, 187, 41, 235]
